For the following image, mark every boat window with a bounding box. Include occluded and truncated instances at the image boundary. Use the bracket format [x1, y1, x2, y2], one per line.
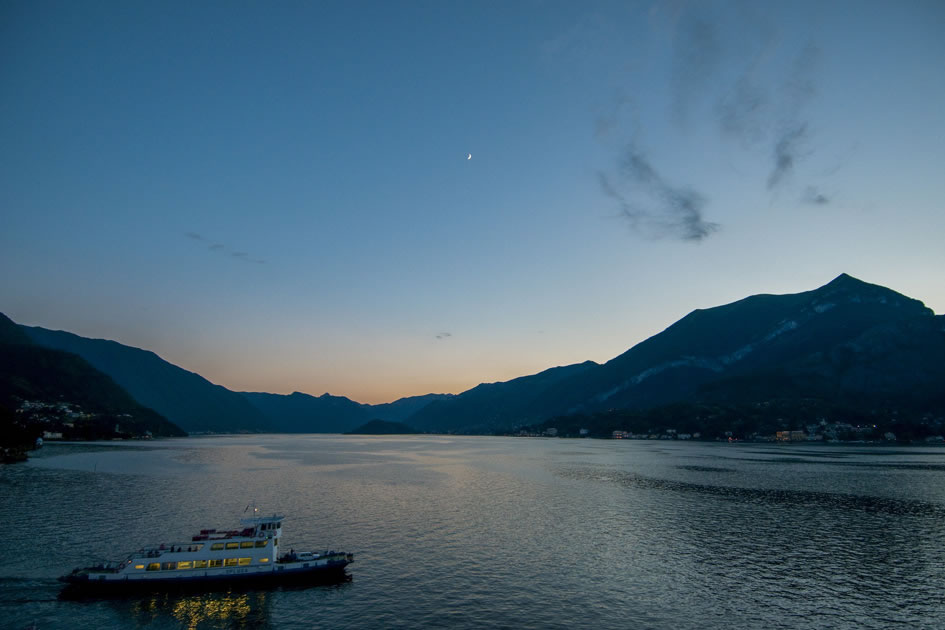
[226, 542, 239, 550]
[255, 541, 267, 548]
[211, 543, 224, 551]
[192, 544, 203, 551]
[177, 561, 193, 570]
[134, 564, 145, 570]
[146, 563, 159, 571]
[274, 538, 279, 546]
[209, 559, 223, 568]
[238, 557, 252, 566]
[162, 562, 177, 571]
[224, 558, 239, 567]
[240, 541, 254, 549]
[259, 557, 269, 563]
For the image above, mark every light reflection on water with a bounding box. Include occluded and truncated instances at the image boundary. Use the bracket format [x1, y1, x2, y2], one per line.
[3, 436, 945, 628]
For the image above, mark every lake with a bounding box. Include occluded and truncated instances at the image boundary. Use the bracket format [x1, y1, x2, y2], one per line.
[3, 435, 945, 629]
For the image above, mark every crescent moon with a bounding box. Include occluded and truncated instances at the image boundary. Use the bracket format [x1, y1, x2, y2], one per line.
[466, 153, 472, 160]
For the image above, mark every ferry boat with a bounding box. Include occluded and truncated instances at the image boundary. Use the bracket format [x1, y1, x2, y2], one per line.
[60, 512, 353, 593]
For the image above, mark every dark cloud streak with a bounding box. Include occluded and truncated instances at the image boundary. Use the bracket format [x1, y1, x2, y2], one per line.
[601, 146, 719, 242]
[183, 232, 266, 264]
[671, 16, 722, 126]
[767, 124, 807, 190]
[802, 186, 829, 205]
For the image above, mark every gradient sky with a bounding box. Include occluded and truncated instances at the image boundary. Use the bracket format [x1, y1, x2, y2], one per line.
[2, 0, 943, 404]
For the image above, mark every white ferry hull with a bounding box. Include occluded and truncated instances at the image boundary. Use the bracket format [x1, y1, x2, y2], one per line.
[60, 554, 352, 595]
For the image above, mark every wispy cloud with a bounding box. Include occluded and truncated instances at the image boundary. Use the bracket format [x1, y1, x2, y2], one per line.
[670, 16, 722, 127]
[801, 185, 829, 205]
[600, 145, 719, 242]
[435, 332, 452, 340]
[767, 124, 807, 190]
[184, 232, 266, 264]
[595, 4, 831, 237]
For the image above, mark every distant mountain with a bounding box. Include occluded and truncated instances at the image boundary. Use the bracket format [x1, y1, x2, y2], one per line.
[240, 391, 453, 433]
[404, 274, 944, 432]
[11, 273, 940, 437]
[241, 391, 368, 433]
[405, 361, 599, 433]
[21, 326, 270, 434]
[371, 393, 455, 423]
[0, 313, 185, 440]
[346, 419, 420, 435]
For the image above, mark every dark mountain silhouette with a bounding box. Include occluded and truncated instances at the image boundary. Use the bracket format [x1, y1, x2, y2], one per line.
[543, 273, 939, 414]
[9, 273, 941, 436]
[240, 391, 368, 433]
[240, 391, 453, 433]
[0, 313, 185, 441]
[346, 419, 420, 435]
[372, 393, 456, 423]
[405, 361, 599, 433]
[404, 274, 944, 431]
[21, 326, 270, 434]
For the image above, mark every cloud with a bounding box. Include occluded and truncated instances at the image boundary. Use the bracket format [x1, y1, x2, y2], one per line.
[767, 124, 808, 190]
[670, 16, 722, 126]
[600, 145, 719, 242]
[435, 332, 452, 340]
[801, 186, 829, 205]
[183, 232, 266, 264]
[596, 6, 835, 241]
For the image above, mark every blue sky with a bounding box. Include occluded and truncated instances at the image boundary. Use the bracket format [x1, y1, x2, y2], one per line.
[2, 0, 943, 403]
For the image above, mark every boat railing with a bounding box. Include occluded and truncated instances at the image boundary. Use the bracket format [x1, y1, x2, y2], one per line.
[136, 542, 205, 558]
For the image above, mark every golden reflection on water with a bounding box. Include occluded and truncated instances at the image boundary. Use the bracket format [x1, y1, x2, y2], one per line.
[129, 591, 269, 629]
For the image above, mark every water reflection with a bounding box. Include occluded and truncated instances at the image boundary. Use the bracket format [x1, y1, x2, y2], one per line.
[127, 590, 271, 629]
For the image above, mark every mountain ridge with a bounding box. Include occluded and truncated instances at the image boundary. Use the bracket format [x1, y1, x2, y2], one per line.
[10, 273, 942, 435]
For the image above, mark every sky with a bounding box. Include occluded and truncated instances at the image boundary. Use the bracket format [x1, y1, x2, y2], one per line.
[2, 0, 943, 404]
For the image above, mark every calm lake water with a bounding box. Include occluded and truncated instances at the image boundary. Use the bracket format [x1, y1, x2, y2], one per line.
[3, 435, 945, 629]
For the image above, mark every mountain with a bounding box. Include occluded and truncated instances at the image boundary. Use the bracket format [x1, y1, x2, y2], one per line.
[345, 419, 420, 435]
[21, 326, 270, 434]
[371, 393, 455, 423]
[240, 391, 369, 433]
[11, 273, 941, 436]
[405, 274, 944, 432]
[405, 361, 599, 433]
[536, 273, 938, 414]
[240, 391, 453, 433]
[0, 313, 185, 441]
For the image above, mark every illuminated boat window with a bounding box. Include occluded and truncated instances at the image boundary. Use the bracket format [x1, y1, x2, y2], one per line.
[255, 540, 268, 548]
[178, 561, 193, 570]
[194, 560, 208, 569]
[240, 541, 254, 549]
[211, 543, 224, 551]
[161, 562, 177, 571]
[209, 559, 223, 568]
[259, 557, 269, 563]
[225, 542, 239, 550]
[224, 558, 239, 567]
[134, 564, 145, 570]
[238, 557, 252, 566]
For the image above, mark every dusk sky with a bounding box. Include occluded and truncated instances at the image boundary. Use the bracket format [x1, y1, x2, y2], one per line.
[2, 1, 943, 404]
